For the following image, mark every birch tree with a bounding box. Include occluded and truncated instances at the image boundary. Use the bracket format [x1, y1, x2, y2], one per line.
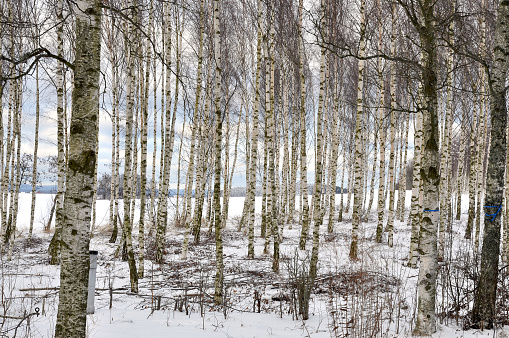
[247, 0, 262, 258]
[349, 0, 367, 260]
[212, 0, 224, 305]
[48, 0, 66, 264]
[411, 0, 441, 333]
[471, 0, 509, 328]
[54, 0, 101, 334]
[298, 0, 310, 250]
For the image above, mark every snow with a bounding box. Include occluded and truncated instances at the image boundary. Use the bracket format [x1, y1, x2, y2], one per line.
[1, 192, 508, 337]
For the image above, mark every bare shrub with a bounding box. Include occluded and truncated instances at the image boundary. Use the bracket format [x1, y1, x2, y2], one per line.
[284, 249, 314, 320]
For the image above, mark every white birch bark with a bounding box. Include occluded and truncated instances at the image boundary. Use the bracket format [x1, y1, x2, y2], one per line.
[247, 0, 262, 258]
[54, 0, 101, 334]
[298, 0, 310, 250]
[212, 0, 224, 305]
[349, 0, 366, 260]
[155, 2, 176, 263]
[49, 0, 65, 264]
[413, 4, 441, 333]
[28, 63, 40, 240]
[310, 0, 327, 276]
[385, 3, 397, 248]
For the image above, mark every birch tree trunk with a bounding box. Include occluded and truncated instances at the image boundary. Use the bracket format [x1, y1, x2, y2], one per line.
[212, 0, 224, 306]
[385, 3, 397, 248]
[138, 0, 154, 278]
[465, 93, 479, 240]
[6, 81, 21, 259]
[54, 0, 101, 334]
[298, 0, 310, 250]
[310, 0, 327, 276]
[327, 70, 341, 233]
[456, 103, 466, 221]
[408, 104, 423, 268]
[122, 0, 139, 292]
[438, 14, 455, 261]
[28, 63, 40, 240]
[183, 0, 205, 255]
[471, 0, 509, 328]
[108, 42, 118, 242]
[247, 0, 262, 258]
[349, 0, 366, 260]
[49, 0, 66, 264]
[155, 2, 176, 263]
[376, 15, 386, 242]
[475, 76, 487, 249]
[413, 2, 441, 333]
[397, 113, 409, 221]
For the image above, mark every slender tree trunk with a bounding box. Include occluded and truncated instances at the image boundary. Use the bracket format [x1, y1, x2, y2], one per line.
[327, 69, 341, 232]
[49, 0, 65, 264]
[150, 30, 158, 226]
[122, 0, 139, 292]
[349, 0, 366, 260]
[28, 63, 40, 241]
[310, 0, 327, 275]
[183, 0, 204, 255]
[456, 105, 466, 221]
[138, 0, 153, 278]
[438, 15, 455, 261]
[465, 93, 479, 240]
[247, 0, 262, 258]
[475, 80, 487, 249]
[375, 38, 386, 243]
[7, 82, 21, 259]
[397, 113, 409, 221]
[212, 0, 224, 306]
[155, 2, 176, 263]
[298, 0, 309, 250]
[385, 4, 397, 248]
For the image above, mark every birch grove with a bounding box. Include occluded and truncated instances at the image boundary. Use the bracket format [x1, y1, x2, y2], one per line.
[3, 0, 509, 335]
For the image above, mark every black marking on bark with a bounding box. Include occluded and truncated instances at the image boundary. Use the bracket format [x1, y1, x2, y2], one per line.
[70, 122, 84, 135]
[68, 150, 96, 175]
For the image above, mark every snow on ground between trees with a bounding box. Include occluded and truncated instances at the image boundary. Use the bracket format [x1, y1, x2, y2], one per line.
[1, 192, 509, 337]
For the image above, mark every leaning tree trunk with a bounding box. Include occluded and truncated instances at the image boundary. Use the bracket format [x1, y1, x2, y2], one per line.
[54, 0, 101, 334]
[471, 0, 509, 328]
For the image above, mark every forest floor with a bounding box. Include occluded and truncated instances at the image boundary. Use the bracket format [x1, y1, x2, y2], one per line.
[1, 192, 509, 337]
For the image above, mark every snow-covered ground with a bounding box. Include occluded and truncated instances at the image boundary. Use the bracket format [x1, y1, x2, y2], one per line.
[1, 192, 508, 337]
